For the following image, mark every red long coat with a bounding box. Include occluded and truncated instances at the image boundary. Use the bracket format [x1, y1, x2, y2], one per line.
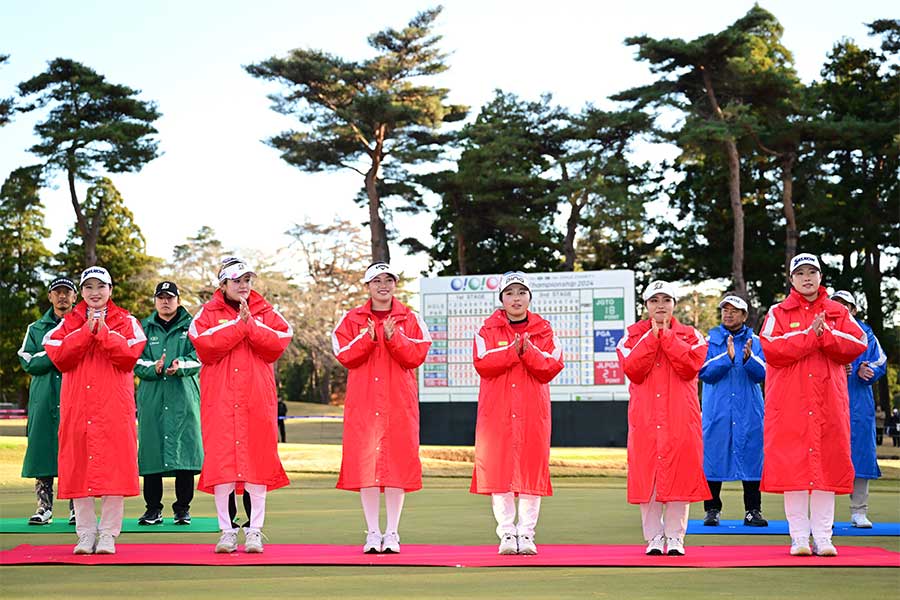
[759, 286, 867, 494]
[45, 300, 146, 499]
[189, 290, 292, 494]
[616, 317, 710, 504]
[332, 299, 431, 492]
[470, 310, 564, 497]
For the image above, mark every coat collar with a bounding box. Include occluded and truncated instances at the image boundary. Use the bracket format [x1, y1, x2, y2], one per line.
[709, 323, 752, 344]
[144, 305, 192, 331]
[209, 289, 271, 314]
[482, 309, 551, 335]
[350, 298, 410, 322]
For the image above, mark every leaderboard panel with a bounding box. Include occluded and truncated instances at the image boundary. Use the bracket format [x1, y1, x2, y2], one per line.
[419, 270, 636, 402]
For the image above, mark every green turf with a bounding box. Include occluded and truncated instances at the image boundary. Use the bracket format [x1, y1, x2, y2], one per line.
[1, 474, 898, 598]
[0, 516, 219, 534]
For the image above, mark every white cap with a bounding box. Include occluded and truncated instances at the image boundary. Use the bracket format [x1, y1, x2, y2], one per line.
[363, 262, 399, 283]
[789, 253, 821, 274]
[718, 295, 748, 312]
[218, 259, 255, 282]
[830, 290, 856, 307]
[498, 271, 532, 298]
[80, 266, 112, 286]
[642, 280, 677, 302]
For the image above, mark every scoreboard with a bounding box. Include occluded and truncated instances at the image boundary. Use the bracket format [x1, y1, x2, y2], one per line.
[418, 270, 635, 403]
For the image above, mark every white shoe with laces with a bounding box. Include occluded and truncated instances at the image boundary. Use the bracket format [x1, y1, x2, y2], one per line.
[215, 529, 239, 553]
[851, 513, 873, 528]
[244, 529, 265, 553]
[498, 533, 518, 555]
[790, 536, 812, 556]
[666, 537, 685, 556]
[73, 532, 96, 555]
[95, 532, 116, 555]
[812, 537, 838, 557]
[645, 535, 665, 555]
[364, 531, 382, 554]
[28, 508, 52, 525]
[517, 534, 537, 555]
[381, 531, 400, 553]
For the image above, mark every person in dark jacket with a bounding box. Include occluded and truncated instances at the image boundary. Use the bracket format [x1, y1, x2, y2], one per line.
[134, 282, 203, 526]
[17, 277, 78, 525]
[699, 294, 768, 528]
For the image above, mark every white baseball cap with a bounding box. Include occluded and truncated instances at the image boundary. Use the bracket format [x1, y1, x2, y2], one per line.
[642, 280, 677, 302]
[363, 262, 399, 283]
[830, 290, 856, 307]
[218, 258, 255, 282]
[718, 295, 748, 312]
[80, 266, 112, 286]
[498, 271, 532, 299]
[789, 253, 821, 274]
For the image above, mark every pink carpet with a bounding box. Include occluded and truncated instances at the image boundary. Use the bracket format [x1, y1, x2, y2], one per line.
[2, 543, 898, 568]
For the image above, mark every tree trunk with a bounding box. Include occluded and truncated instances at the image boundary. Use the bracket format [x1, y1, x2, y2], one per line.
[365, 130, 389, 263]
[781, 152, 798, 290]
[455, 225, 467, 275]
[562, 191, 586, 271]
[67, 168, 97, 267]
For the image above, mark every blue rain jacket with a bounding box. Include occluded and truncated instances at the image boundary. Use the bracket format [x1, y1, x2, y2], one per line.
[849, 321, 887, 479]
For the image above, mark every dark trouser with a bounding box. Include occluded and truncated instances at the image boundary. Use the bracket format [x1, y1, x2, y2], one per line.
[703, 480, 761, 513]
[228, 491, 252, 525]
[35, 477, 74, 513]
[279, 419, 286, 443]
[143, 471, 195, 512]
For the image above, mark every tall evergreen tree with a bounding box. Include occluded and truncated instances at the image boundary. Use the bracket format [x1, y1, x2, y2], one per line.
[0, 54, 13, 126]
[17, 58, 160, 267]
[0, 167, 52, 405]
[245, 6, 466, 262]
[55, 178, 160, 315]
[169, 226, 231, 309]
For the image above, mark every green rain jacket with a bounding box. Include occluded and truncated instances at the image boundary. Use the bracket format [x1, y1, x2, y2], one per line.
[134, 306, 203, 476]
[17, 309, 65, 478]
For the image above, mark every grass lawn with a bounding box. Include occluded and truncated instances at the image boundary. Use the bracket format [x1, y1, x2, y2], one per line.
[0, 439, 897, 599]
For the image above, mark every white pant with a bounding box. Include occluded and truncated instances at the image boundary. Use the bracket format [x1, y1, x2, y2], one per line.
[849, 478, 870, 515]
[784, 490, 835, 539]
[73, 496, 124, 537]
[639, 486, 689, 541]
[492, 492, 541, 538]
[360, 487, 405, 535]
[214, 482, 267, 531]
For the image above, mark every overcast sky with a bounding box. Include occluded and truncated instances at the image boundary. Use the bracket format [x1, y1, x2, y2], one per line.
[0, 0, 892, 281]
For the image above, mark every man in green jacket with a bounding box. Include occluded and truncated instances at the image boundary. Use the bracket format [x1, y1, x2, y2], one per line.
[134, 281, 203, 525]
[17, 277, 78, 525]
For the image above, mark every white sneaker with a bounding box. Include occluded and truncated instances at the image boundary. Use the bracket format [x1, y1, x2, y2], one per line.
[381, 531, 400, 553]
[73, 532, 96, 555]
[517, 534, 537, 555]
[851, 513, 873, 528]
[244, 529, 264, 553]
[28, 508, 52, 525]
[812, 537, 838, 557]
[666, 537, 685, 556]
[790, 536, 812, 556]
[498, 533, 518, 555]
[215, 529, 239, 553]
[645, 535, 665, 555]
[95, 532, 116, 555]
[363, 531, 382, 554]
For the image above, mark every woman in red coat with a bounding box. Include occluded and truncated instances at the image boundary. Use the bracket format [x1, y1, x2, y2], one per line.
[45, 267, 146, 555]
[759, 253, 867, 557]
[332, 262, 431, 554]
[471, 272, 564, 556]
[616, 280, 709, 557]
[188, 257, 292, 554]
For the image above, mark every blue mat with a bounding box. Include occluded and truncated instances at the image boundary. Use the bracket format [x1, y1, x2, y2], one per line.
[687, 519, 900, 536]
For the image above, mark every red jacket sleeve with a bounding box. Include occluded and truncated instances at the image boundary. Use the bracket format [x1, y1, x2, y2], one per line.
[759, 308, 820, 368]
[473, 330, 520, 378]
[819, 311, 867, 365]
[44, 319, 96, 373]
[247, 309, 293, 364]
[520, 333, 564, 384]
[659, 326, 705, 381]
[385, 312, 431, 370]
[616, 326, 658, 384]
[95, 315, 147, 371]
[332, 311, 376, 369]
[189, 307, 248, 365]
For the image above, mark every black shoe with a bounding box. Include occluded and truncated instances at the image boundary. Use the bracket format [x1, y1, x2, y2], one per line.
[744, 509, 768, 527]
[138, 508, 163, 525]
[68, 509, 76, 525]
[174, 510, 191, 525]
[703, 509, 720, 526]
